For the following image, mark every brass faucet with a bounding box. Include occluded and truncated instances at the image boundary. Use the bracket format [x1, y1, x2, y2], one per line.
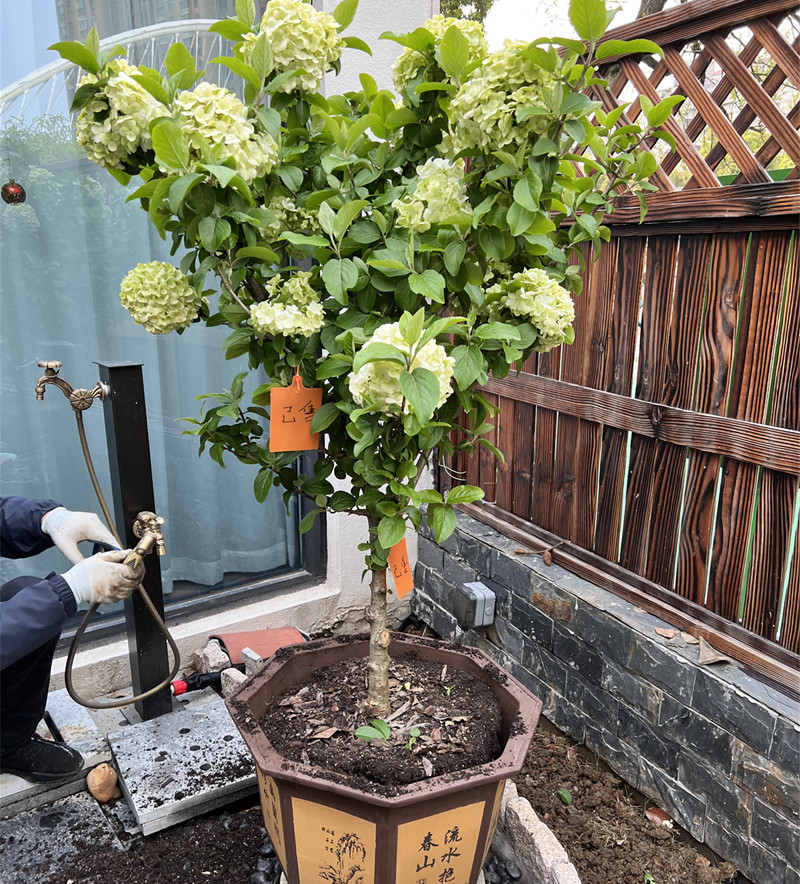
[124, 511, 167, 567]
[35, 360, 109, 411]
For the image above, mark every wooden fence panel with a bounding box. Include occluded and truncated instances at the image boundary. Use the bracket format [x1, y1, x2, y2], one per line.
[594, 238, 646, 560]
[645, 234, 716, 589]
[551, 245, 597, 541]
[530, 348, 561, 532]
[674, 233, 750, 603]
[619, 235, 680, 574]
[708, 231, 796, 626]
[742, 231, 799, 640]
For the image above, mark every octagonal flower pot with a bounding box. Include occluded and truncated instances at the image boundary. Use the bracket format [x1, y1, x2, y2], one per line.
[226, 633, 542, 884]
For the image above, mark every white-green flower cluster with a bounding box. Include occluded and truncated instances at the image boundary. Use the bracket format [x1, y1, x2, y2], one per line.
[260, 196, 321, 241]
[174, 83, 279, 184]
[449, 40, 555, 154]
[76, 60, 163, 170]
[487, 268, 575, 352]
[349, 322, 454, 415]
[393, 15, 487, 101]
[249, 271, 324, 338]
[248, 0, 343, 93]
[119, 261, 202, 334]
[393, 158, 469, 233]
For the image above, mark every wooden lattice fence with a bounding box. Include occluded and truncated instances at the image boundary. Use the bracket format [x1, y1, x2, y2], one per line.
[443, 0, 800, 691]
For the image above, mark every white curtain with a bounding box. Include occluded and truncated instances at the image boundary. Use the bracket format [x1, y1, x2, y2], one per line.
[0, 6, 298, 606]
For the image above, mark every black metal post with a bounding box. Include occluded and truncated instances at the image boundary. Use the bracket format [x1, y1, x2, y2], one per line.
[96, 361, 172, 720]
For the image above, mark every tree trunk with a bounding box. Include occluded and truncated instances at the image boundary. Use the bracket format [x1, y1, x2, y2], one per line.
[366, 566, 391, 716]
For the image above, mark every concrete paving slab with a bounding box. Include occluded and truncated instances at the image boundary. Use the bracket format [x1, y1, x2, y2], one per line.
[0, 791, 124, 884]
[109, 694, 256, 835]
[0, 689, 110, 816]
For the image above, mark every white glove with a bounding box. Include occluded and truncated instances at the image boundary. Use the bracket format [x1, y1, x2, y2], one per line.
[41, 507, 119, 565]
[62, 550, 145, 606]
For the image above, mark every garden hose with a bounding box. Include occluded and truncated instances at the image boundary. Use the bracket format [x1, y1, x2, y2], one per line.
[63, 410, 182, 710]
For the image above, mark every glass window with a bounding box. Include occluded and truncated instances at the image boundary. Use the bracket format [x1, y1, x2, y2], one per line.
[0, 0, 313, 635]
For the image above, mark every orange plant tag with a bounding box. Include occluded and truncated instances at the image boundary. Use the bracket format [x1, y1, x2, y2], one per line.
[268, 374, 322, 452]
[388, 537, 414, 599]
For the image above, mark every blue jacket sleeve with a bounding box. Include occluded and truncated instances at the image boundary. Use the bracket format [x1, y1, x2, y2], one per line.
[0, 496, 61, 558]
[0, 574, 77, 669]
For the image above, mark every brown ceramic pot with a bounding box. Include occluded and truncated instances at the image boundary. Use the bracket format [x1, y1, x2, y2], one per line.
[226, 633, 542, 884]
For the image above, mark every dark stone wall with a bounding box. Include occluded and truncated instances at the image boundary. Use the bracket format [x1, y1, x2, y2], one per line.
[412, 512, 800, 884]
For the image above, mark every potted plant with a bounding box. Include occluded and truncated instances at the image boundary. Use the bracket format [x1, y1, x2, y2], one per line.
[52, 0, 672, 879]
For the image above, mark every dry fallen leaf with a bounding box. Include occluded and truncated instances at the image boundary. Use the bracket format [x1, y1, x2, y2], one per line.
[514, 546, 533, 555]
[645, 806, 672, 826]
[681, 632, 700, 645]
[698, 637, 733, 666]
[311, 726, 339, 739]
[655, 628, 678, 639]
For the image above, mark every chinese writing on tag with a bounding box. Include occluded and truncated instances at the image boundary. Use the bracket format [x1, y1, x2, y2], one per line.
[268, 375, 322, 452]
[388, 536, 413, 599]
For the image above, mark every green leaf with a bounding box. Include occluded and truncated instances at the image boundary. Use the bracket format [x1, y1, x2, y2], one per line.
[378, 516, 406, 549]
[151, 119, 190, 170]
[321, 257, 359, 305]
[380, 28, 434, 55]
[223, 327, 253, 359]
[366, 257, 410, 274]
[333, 0, 359, 30]
[236, 245, 280, 264]
[429, 503, 458, 543]
[643, 94, 685, 127]
[409, 269, 446, 304]
[332, 199, 368, 241]
[399, 367, 440, 423]
[560, 92, 596, 115]
[310, 402, 340, 434]
[569, 0, 608, 43]
[352, 342, 407, 374]
[278, 231, 330, 249]
[48, 41, 99, 73]
[399, 309, 425, 347]
[131, 74, 170, 106]
[165, 42, 199, 89]
[208, 19, 250, 41]
[507, 201, 535, 236]
[210, 55, 261, 92]
[298, 507, 323, 535]
[254, 468, 274, 503]
[594, 38, 663, 61]
[513, 176, 542, 212]
[447, 485, 485, 505]
[198, 216, 232, 252]
[84, 27, 100, 59]
[342, 35, 372, 55]
[249, 31, 273, 80]
[452, 343, 485, 389]
[236, 0, 255, 26]
[169, 173, 203, 213]
[443, 241, 466, 276]
[277, 165, 304, 191]
[474, 322, 521, 342]
[439, 24, 470, 82]
[318, 201, 336, 236]
[557, 788, 573, 806]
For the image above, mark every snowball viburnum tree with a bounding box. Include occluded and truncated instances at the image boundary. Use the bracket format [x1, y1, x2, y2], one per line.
[52, 0, 677, 714]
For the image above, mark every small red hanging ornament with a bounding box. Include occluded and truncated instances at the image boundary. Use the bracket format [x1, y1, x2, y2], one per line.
[2, 179, 26, 205]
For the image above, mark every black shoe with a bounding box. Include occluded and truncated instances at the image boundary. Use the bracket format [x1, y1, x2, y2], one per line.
[0, 734, 84, 783]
